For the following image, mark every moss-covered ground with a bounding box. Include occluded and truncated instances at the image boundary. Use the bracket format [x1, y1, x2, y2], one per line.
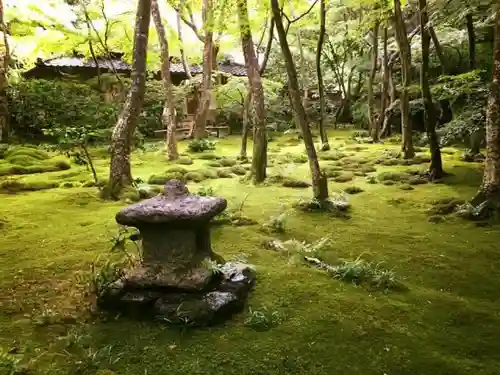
[1, 131, 499, 375]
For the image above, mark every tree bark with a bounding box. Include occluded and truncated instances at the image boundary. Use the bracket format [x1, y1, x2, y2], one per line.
[271, 0, 328, 201]
[388, 65, 397, 103]
[429, 24, 449, 74]
[368, 21, 379, 134]
[393, 0, 415, 158]
[466, 13, 476, 71]
[419, 0, 444, 179]
[473, 6, 500, 204]
[240, 89, 251, 160]
[190, 0, 213, 139]
[316, 0, 329, 150]
[237, 0, 267, 183]
[151, 0, 178, 161]
[0, 0, 8, 143]
[374, 25, 389, 142]
[259, 17, 274, 76]
[107, 0, 151, 197]
[176, 0, 193, 80]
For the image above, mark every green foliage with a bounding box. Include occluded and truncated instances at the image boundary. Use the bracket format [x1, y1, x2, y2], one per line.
[244, 307, 285, 331]
[187, 139, 217, 153]
[343, 186, 364, 195]
[262, 212, 287, 234]
[196, 186, 216, 197]
[0, 179, 59, 193]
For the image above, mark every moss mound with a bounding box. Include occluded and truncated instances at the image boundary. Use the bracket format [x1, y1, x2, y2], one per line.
[6, 147, 50, 161]
[333, 172, 354, 183]
[0, 179, 59, 193]
[231, 165, 247, 176]
[343, 186, 364, 195]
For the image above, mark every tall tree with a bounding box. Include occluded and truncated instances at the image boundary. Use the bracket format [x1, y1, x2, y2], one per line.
[107, 0, 151, 197]
[392, 0, 415, 158]
[316, 0, 330, 150]
[466, 12, 476, 70]
[151, 0, 178, 161]
[367, 20, 379, 135]
[237, 0, 267, 183]
[0, 0, 8, 143]
[419, 0, 444, 178]
[374, 24, 389, 142]
[176, 0, 193, 80]
[271, 0, 328, 201]
[472, 6, 500, 204]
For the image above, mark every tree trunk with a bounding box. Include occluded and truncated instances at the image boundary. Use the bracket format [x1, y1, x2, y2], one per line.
[190, 0, 213, 139]
[240, 89, 251, 160]
[393, 0, 415, 158]
[0, 0, 8, 143]
[271, 0, 328, 201]
[368, 21, 379, 134]
[237, 0, 267, 183]
[374, 25, 389, 142]
[429, 25, 449, 74]
[316, 0, 329, 150]
[473, 6, 500, 204]
[466, 13, 476, 70]
[107, 0, 151, 197]
[419, 0, 444, 179]
[259, 17, 274, 76]
[388, 65, 397, 103]
[151, 0, 178, 161]
[176, 0, 193, 80]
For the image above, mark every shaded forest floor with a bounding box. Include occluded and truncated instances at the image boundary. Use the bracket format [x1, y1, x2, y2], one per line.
[1, 131, 499, 375]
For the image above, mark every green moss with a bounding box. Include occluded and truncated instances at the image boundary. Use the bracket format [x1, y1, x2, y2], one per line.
[165, 166, 189, 175]
[200, 168, 218, 179]
[281, 177, 311, 188]
[176, 157, 194, 165]
[148, 172, 185, 185]
[333, 172, 354, 183]
[185, 171, 207, 182]
[343, 186, 364, 195]
[0, 179, 59, 193]
[219, 157, 238, 167]
[206, 161, 223, 168]
[6, 146, 50, 161]
[231, 165, 247, 176]
[6, 154, 40, 166]
[399, 184, 414, 190]
[216, 169, 233, 178]
[196, 153, 221, 160]
[377, 171, 410, 182]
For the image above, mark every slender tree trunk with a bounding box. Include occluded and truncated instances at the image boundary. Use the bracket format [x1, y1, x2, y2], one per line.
[271, 0, 328, 201]
[429, 25, 449, 74]
[290, 0, 308, 109]
[237, 0, 267, 183]
[472, 6, 500, 204]
[0, 0, 8, 143]
[419, 0, 444, 179]
[466, 13, 476, 70]
[190, 0, 213, 139]
[393, 0, 415, 158]
[316, 0, 329, 150]
[374, 25, 389, 142]
[151, 0, 178, 161]
[259, 17, 274, 76]
[388, 65, 397, 103]
[176, 0, 193, 80]
[107, 0, 151, 197]
[368, 21, 379, 134]
[240, 89, 251, 160]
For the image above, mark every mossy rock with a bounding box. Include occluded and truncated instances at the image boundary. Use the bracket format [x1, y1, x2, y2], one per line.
[148, 172, 185, 185]
[196, 153, 221, 160]
[399, 184, 414, 191]
[333, 172, 354, 183]
[319, 152, 346, 161]
[0, 179, 59, 193]
[377, 171, 410, 182]
[6, 146, 50, 161]
[185, 171, 207, 182]
[206, 161, 223, 168]
[360, 165, 377, 174]
[219, 158, 237, 167]
[343, 186, 364, 195]
[176, 157, 194, 165]
[231, 165, 247, 176]
[216, 169, 233, 178]
[200, 169, 218, 179]
[282, 177, 311, 188]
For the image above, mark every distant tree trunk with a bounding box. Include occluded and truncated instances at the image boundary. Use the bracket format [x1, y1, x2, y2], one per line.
[151, 0, 178, 161]
[240, 89, 251, 160]
[472, 6, 500, 204]
[374, 25, 389, 142]
[466, 13, 476, 70]
[388, 65, 397, 103]
[419, 0, 444, 179]
[368, 21, 379, 134]
[0, 0, 8, 143]
[259, 17, 274, 76]
[429, 25, 449, 74]
[107, 0, 151, 197]
[271, 0, 328, 201]
[176, 0, 193, 80]
[190, 0, 213, 139]
[316, 0, 329, 151]
[290, 0, 308, 109]
[237, 0, 267, 183]
[393, 0, 415, 158]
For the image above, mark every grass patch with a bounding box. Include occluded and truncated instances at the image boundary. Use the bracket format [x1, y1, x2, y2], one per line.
[0, 179, 59, 193]
[333, 172, 354, 183]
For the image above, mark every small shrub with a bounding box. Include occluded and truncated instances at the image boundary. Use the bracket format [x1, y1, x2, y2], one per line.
[343, 186, 364, 195]
[219, 157, 237, 167]
[456, 201, 494, 221]
[185, 171, 207, 182]
[244, 307, 285, 331]
[176, 157, 193, 165]
[296, 194, 351, 217]
[0, 349, 21, 375]
[365, 175, 377, 184]
[333, 172, 354, 183]
[196, 185, 215, 196]
[281, 177, 311, 188]
[187, 138, 216, 153]
[262, 212, 287, 233]
[377, 171, 410, 182]
[428, 197, 466, 216]
[147, 172, 185, 185]
[331, 257, 372, 284]
[230, 165, 247, 175]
